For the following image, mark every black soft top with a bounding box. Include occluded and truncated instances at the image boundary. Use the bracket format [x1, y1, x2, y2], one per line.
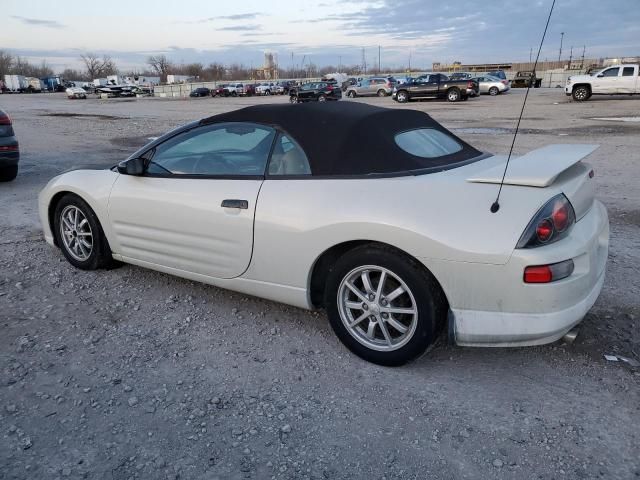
[200, 102, 482, 176]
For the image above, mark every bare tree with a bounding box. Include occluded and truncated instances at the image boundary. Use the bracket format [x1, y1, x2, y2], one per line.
[0, 50, 14, 78]
[147, 55, 172, 82]
[80, 53, 118, 79]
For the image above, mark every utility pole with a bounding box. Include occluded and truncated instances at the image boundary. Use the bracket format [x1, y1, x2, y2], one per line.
[558, 32, 564, 62]
[408, 50, 411, 74]
[338, 56, 342, 72]
[361, 48, 366, 75]
[530, 47, 533, 63]
[568, 46, 573, 68]
[580, 45, 586, 69]
[378, 46, 381, 74]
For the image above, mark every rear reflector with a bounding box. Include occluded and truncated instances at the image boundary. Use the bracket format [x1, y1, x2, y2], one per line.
[0, 114, 11, 125]
[524, 259, 574, 283]
[0, 144, 19, 152]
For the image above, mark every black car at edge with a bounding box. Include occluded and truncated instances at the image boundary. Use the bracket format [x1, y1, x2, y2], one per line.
[0, 109, 19, 182]
[290, 81, 342, 103]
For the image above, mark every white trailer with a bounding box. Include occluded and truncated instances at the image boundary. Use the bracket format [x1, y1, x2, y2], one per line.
[166, 74, 191, 84]
[93, 78, 108, 87]
[3, 75, 28, 92]
[26, 77, 45, 92]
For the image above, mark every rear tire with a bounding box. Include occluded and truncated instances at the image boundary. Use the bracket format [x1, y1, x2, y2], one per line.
[377, 89, 386, 97]
[0, 165, 18, 182]
[318, 94, 327, 102]
[53, 194, 115, 270]
[324, 245, 447, 366]
[348, 90, 356, 98]
[447, 88, 461, 102]
[488, 86, 499, 96]
[290, 95, 299, 104]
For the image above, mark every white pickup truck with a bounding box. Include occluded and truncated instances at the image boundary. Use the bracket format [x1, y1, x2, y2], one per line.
[566, 64, 640, 101]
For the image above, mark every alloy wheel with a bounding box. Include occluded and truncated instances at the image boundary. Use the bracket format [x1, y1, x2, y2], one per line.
[59, 205, 93, 261]
[337, 265, 418, 352]
[397, 92, 408, 103]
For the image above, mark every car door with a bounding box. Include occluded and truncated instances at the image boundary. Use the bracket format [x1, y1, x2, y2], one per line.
[592, 67, 619, 93]
[298, 83, 314, 101]
[409, 76, 430, 97]
[618, 66, 637, 93]
[108, 122, 276, 279]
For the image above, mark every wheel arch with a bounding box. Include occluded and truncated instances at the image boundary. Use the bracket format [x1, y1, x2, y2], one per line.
[573, 83, 592, 94]
[308, 239, 450, 310]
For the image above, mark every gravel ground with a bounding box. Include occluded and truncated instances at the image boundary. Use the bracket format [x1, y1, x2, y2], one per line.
[1, 90, 639, 480]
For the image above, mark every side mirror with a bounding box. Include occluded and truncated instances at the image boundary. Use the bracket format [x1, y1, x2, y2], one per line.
[117, 157, 146, 176]
[597, 74, 604, 78]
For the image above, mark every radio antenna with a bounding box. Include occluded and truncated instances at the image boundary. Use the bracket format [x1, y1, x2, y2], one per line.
[490, 0, 556, 213]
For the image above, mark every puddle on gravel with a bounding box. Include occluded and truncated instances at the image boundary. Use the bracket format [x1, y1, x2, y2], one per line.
[39, 113, 127, 120]
[590, 117, 640, 123]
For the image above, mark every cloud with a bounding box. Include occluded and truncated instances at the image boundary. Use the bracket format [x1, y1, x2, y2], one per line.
[11, 15, 66, 29]
[220, 13, 261, 20]
[176, 13, 263, 24]
[217, 24, 262, 32]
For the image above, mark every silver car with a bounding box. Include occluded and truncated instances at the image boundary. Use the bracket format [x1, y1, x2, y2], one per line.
[474, 75, 511, 95]
[346, 77, 393, 97]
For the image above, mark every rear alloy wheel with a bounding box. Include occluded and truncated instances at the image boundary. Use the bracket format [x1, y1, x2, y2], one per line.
[53, 194, 115, 270]
[265, 90, 271, 96]
[396, 91, 409, 103]
[489, 86, 499, 96]
[325, 245, 446, 366]
[348, 90, 356, 98]
[318, 94, 327, 102]
[447, 88, 461, 102]
[0, 165, 18, 182]
[377, 89, 386, 97]
[290, 96, 299, 104]
[572, 86, 590, 102]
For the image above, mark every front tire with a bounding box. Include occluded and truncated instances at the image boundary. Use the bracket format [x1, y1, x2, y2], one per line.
[572, 86, 590, 101]
[377, 89, 386, 97]
[348, 90, 356, 98]
[324, 245, 447, 366]
[290, 95, 299, 104]
[0, 165, 18, 182]
[53, 194, 115, 270]
[317, 94, 327, 102]
[396, 90, 409, 103]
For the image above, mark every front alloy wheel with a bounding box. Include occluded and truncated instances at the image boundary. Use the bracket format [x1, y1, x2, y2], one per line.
[396, 91, 408, 103]
[59, 205, 93, 262]
[318, 94, 327, 102]
[572, 86, 590, 101]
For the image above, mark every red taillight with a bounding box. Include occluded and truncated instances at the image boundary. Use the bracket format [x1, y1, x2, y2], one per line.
[552, 202, 570, 232]
[326, 84, 334, 91]
[0, 114, 11, 125]
[467, 81, 474, 89]
[524, 259, 575, 283]
[517, 194, 576, 249]
[0, 144, 18, 152]
[536, 219, 553, 242]
[524, 265, 552, 283]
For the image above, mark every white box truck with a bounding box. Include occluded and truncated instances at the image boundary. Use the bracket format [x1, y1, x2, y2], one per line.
[166, 75, 191, 84]
[3, 75, 28, 92]
[26, 77, 45, 92]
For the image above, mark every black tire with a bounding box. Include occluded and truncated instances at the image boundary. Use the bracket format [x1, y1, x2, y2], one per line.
[377, 89, 386, 97]
[348, 90, 356, 98]
[446, 88, 461, 102]
[317, 94, 327, 102]
[572, 85, 590, 102]
[488, 86, 499, 96]
[396, 90, 409, 103]
[232, 91, 237, 97]
[0, 165, 18, 182]
[324, 244, 447, 366]
[290, 95, 299, 104]
[53, 193, 115, 270]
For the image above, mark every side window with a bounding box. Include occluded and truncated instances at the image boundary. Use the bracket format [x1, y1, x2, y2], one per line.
[622, 67, 635, 76]
[601, 68, 619, 77]
[147, 123, 275, 176]
[268, 133, 311, 176]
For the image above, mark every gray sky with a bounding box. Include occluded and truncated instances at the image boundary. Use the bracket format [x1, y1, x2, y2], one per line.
[2, 0, 639, 72]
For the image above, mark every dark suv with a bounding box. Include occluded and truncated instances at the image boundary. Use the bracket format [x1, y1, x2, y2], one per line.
[0, 109, 19, 182]
[290, 81, 342, 103]
[189, 87, 210, 97]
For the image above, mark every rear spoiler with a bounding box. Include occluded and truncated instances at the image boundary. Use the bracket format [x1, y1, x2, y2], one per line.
[467, 144, 598, 187]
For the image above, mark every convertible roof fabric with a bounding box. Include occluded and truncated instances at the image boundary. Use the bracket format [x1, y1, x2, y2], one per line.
[200, 102, 482, 176]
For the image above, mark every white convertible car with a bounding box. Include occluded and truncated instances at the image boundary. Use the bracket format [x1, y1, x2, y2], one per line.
[38, 103, 609, 365]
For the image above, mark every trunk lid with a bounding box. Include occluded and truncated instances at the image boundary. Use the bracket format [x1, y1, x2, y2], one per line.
[466, 144, 598, 220]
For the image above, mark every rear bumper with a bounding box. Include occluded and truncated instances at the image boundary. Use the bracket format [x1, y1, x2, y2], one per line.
[451, 200, 609, 346]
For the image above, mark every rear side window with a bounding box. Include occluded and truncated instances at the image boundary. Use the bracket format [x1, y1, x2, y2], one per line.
[395, 129, 462, 158]
[622, 67, 635, 76]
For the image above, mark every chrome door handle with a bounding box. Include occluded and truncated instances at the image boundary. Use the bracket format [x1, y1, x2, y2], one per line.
[221, 199, 248, 209]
